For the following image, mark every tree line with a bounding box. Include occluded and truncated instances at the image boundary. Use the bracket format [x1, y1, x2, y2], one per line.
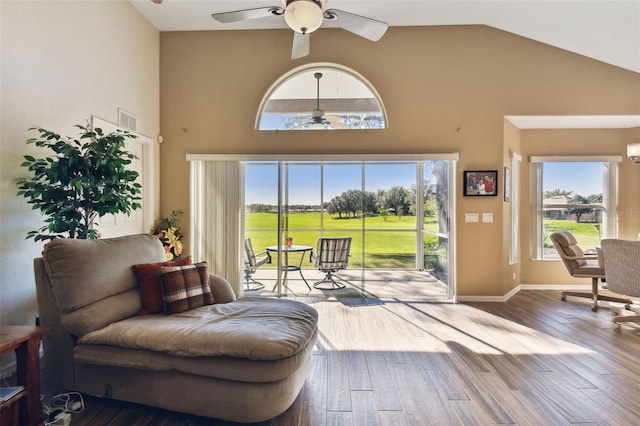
[545, 189, 603, 222]
[247, 184, 439, 220]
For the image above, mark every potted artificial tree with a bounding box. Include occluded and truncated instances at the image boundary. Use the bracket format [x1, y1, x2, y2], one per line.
[16, 124, 142, 240]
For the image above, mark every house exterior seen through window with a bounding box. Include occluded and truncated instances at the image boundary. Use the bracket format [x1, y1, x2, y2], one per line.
[530, 157, 621, 259]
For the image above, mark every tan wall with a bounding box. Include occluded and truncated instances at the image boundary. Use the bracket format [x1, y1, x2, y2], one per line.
[519, 128, 640, 285]
[160, 25, 639, 298]
[0, 1, 160, 325]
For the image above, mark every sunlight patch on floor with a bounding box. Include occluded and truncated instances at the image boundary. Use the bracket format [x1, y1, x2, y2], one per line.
[312, 299, 596, 356]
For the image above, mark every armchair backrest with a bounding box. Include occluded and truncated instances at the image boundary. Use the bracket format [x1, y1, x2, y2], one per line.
[244, 238, 259, 268]
[35, 233, 167, 390]
[313, 237, 352, 270]
[601, 239, 640, 298]
[550, 231, 588, 274]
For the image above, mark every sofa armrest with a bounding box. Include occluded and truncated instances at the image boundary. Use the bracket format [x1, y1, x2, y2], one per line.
[209, 273, 236, 303]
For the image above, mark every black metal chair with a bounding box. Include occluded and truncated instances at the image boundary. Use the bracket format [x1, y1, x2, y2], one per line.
[244, 238, 271, 291]
[310, 237, 351, 290]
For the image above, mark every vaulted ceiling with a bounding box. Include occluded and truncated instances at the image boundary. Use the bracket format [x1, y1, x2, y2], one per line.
[131, 0, 640, 74]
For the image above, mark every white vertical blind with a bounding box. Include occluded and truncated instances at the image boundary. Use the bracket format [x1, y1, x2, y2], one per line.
[191, 161, 245, 296]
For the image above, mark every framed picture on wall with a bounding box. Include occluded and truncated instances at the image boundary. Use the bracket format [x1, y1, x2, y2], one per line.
[504, 166, 511, 202]
[463, 170, 498, 196]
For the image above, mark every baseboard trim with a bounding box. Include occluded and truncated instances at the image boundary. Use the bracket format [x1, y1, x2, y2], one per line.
[520, 284, 592, 290]
[456, 284, 592, 302]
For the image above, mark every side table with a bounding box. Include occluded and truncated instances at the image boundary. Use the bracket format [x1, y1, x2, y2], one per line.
[0, 326, 48, 426]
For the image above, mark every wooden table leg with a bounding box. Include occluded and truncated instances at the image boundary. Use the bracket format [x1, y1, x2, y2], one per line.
[15, 333, 45, 426]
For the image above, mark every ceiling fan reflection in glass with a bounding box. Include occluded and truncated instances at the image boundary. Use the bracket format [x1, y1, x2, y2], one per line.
[282, 113, 385, 130]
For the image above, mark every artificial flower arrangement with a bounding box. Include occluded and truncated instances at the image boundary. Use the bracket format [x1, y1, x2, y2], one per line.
[151, 210, 184, 260]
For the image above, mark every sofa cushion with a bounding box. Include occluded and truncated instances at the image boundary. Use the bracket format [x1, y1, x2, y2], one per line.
[74, 329, 316, 383]
[133, 256, 193, 315]
[42, 234, 167, 337]
[78, 297, 318, 361]
[159, 262, 215, 314]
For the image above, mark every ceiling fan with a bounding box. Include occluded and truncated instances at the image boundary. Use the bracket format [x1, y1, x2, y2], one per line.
[211, 0, 388, 59]
[294, 72, 351, 129]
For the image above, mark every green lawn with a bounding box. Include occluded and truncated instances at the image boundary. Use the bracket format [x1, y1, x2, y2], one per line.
[543, 219, 602, 250]
[246, 212, 441, 268]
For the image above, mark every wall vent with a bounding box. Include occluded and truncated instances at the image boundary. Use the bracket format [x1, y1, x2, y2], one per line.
[118, 108, 137, 131]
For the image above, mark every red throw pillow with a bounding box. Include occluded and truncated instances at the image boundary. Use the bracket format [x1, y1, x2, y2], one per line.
[159, 262, 215, 314]
[133, 256, 192, 315]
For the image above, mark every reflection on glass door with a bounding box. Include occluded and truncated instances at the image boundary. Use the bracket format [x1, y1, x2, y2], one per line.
[422, 161, 452, 298]
[244, 162, 279, 293]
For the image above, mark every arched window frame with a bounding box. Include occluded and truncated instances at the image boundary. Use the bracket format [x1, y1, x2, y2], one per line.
[255, 62, 389, 130]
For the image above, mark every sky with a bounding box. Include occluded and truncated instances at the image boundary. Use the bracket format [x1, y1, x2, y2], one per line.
[245, 162, 427, 205]
[245, 161, 603, 206]
[542, 162, 603, 196]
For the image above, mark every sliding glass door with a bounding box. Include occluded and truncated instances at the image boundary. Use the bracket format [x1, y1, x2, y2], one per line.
[244, 158, 455, 299]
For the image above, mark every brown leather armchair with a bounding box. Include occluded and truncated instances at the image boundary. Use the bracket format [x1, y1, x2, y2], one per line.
[550, 231, 631, 311]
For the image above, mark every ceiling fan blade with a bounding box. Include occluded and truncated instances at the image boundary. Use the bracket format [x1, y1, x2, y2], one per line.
[211, 7, 282, 24]
[324, 115, 352, 129]
[330, 121, 352, 129]
[291, 32, 310, 59]
[324, 9, 388, 41]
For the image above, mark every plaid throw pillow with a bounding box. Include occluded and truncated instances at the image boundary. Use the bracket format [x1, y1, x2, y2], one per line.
[159, 262, 215, 314]
[133, 256, 193, 315]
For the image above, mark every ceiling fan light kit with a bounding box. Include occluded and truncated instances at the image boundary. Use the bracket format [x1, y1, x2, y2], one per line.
[284, 0, 324, 34]
[627, 142, 640, 164]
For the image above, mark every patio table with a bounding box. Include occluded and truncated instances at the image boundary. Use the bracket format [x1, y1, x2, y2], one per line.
[266, 245, 313, 290]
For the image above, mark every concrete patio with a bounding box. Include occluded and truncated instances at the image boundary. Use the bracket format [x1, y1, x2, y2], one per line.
[243, 267, 449, 300]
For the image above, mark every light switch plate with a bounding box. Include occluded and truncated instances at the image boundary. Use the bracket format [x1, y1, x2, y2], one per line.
[465, 213, 479, 223]
[482, 212, 493, 223]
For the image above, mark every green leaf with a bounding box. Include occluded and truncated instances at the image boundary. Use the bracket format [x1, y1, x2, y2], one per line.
[16, 123, 144, 241]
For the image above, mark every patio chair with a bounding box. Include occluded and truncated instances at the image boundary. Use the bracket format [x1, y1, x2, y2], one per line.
[550, 231, 631, 311]
[601, 239, 640, 328]
[310, 237, 352, 290]
[244, 238, 271, 291]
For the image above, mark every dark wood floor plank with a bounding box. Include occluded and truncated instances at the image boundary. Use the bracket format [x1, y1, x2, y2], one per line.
[377, 410, 410, 426]
[346, 350, 373, 391]
[364, 351, 404, 411]
[298, 353, 328, 426]
[327, 350, 352, 412]
[511, 389, 572, 425]
[475, 371, 550, 426]
[326, 411, 353, 426]
[351, 390, 380, 426]
[443, 355, 514, 425]
[384, 361, 439, 426]
[529, 370, 607, 424]
[399, 352, 462, 425]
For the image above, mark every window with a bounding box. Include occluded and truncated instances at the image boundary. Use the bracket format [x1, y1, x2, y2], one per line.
[256, 63, 387, 130]
[530, 156, 621, 259]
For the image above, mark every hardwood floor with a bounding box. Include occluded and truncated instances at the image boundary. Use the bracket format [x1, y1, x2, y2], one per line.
[43, 291, 640, 425]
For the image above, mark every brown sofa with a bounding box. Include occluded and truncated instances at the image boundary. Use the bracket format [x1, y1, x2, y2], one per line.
[34, 234, 318, 423]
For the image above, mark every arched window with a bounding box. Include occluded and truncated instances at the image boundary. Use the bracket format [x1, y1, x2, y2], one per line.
[256, 63, 388, 130]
